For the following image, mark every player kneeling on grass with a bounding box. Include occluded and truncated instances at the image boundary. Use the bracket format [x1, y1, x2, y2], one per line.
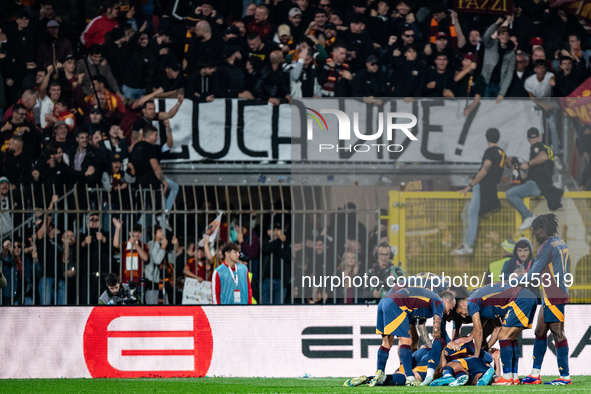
[430, 348, 502, 386]
[345, 346, 440, 387]
[456, 282, 537, 385]
[366, 287, 456, 387]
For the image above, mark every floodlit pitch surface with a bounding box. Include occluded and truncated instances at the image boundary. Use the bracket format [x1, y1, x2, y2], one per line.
[0, 377, 588, 393]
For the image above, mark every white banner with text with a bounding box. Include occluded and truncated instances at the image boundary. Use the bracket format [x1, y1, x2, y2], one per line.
[157, 98, 543, 163]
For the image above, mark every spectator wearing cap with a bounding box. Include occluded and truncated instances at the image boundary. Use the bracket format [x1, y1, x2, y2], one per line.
[421, 3, 462, 53]
[530, 37, 544, 54]
[76, 44, 122, 98]
[352, 54, 389, 101]
[287, 7, 304, 41]
[247, 32, 279, 65]
[246, 5, 273, 40]
[289, 42, 321, 98]
[1, 135, 33, 189]
[76, 105, 107, 137]
[343, 14, 374, 73]
[506, 51, 534, 98]
[506, 128, 563, 231]
[319, 43, 352, 97]
[81, 0, 120, 48]
[524, 60, 563, 168]
[218, 46, 255, 99]
[454, 52, 485, 116]
[36, 19, 74, 71]
[424, 52, 456, 97]
[390, 45, 427, 97]
[482, 18, 515, 102]
[253, 51, 291, 105]
[425, 31, 460, 70]
[184, 20, 225, 74]
[274, 24, 295, 55]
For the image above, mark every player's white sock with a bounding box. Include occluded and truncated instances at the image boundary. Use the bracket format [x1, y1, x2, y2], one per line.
[502, 373, 512, 380]
[426, 368, 435, 379]
[513, 373, 519, 380]
[560, 375, 570, 380]
[406, 376, 417, 382]
[530, 368, 541, 377]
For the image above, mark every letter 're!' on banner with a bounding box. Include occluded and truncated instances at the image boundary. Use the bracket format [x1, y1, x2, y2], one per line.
[454, 0, 513, 15]
[561, 76, 591, 125]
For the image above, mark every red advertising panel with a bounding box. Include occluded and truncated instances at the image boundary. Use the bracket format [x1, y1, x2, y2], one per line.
[83, 307, 213, 378]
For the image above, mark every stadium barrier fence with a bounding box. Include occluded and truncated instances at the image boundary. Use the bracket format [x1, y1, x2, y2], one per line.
[2, 185, 591, 304]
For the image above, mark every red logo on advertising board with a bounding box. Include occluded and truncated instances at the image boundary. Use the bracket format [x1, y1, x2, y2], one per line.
[83, 307, 213, 378]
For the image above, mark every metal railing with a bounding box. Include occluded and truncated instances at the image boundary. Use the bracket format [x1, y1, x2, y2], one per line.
[2, 184, 591, 305]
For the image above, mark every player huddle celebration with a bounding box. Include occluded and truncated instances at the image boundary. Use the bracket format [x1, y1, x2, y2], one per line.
[345, 213, 571, 387]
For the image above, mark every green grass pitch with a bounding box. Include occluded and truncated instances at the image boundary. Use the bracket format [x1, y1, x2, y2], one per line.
[1, 377, 588, 393]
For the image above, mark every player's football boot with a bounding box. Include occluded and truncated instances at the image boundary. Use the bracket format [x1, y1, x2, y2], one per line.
[492, 377, 514, 385]
[512, 377, 521, 385]
[405, 378, 421, 386]
[450, 374, 469, 386]
[521, 375, 542, 384]
[368, 370, 385, 387]
[430, 375, 455, 386]
[476, 368, 495, 386]
[419, 376, 433, 386]
[343, 375, 368, 387]
[545, 378, 572, 385]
